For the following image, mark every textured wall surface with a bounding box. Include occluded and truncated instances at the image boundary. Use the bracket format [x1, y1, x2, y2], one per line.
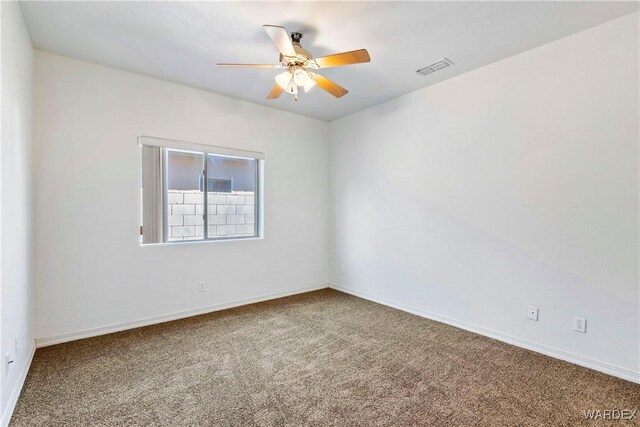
[1, 1, 35, 422]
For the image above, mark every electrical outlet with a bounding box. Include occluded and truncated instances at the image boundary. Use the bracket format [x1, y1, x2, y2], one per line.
[340, 266, 346, 276]
[5, 353, 13, 375]
[199, 281, 206, 292]
[527, 305, 538, 321]
[574, 316, 586, 333]
[14, 336, 18, 356]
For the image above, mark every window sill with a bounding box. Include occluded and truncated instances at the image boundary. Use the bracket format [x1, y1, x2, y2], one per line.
[140, 236, 263, 247]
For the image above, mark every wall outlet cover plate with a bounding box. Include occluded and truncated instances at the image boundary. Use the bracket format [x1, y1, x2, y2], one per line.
[574, 316, 586, 333]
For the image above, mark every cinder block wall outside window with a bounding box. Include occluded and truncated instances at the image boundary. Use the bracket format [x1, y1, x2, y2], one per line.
[167, 190, 255, 240]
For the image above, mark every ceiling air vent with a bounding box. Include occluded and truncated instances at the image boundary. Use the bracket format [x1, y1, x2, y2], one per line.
[416, 58, 454, 76]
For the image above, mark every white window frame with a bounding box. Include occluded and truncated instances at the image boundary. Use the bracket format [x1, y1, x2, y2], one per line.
[139, 136, 264, 244]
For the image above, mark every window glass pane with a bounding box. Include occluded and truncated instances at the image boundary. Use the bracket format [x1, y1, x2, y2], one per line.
[206, 154, 256, 238]
[166, 149, 205, 242]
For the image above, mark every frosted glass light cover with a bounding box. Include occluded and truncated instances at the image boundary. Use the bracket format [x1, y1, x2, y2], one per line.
[293, 69, 309, 86]
[302, 78, 316, 93]
[275, 71, 292, 90]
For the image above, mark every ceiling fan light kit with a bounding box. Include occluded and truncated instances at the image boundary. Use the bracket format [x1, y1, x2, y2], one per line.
[218, 25, 370, 101]
[275, 68, 316, 98]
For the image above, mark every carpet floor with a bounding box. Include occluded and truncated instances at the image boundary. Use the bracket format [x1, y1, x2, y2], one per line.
[11, 289, 640, 426]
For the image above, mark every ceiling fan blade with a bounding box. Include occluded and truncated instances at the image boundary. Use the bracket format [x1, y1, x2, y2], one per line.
[313, 49, 370, 68]
[263, 25, 296, 57]
[218, 63, 279, 69]
[266, 85, 284, 99]
[311, 74, 348, 98]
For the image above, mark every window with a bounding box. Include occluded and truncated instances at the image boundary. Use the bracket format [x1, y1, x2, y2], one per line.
[140, 137, 262, 244]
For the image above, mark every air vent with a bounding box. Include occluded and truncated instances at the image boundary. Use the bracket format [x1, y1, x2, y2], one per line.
[416, 58, 454, 76]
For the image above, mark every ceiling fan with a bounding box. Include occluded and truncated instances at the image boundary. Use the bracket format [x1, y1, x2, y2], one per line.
[218, 25, 370, 101]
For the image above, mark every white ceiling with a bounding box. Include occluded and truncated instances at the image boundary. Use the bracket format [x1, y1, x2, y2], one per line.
[20, 1, 638, 121]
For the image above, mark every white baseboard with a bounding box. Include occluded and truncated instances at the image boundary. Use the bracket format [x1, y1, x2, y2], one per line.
[1, 341, 36, 427]
[36, 285, 328, 348]
[330, 283, 640, 384]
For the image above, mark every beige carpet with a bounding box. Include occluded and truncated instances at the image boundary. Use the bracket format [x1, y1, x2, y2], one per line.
[11, 289, 640, 426]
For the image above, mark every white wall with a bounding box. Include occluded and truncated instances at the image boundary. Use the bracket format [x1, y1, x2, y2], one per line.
[330, 13, 639, 381]
[0, 1, 35, 422]
[33, 51, 330, 342]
